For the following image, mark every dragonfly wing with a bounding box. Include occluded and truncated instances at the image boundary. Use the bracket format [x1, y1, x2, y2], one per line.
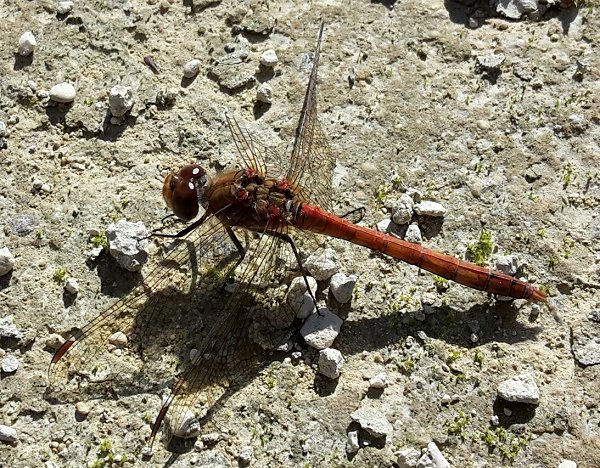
[48, 214, 242, 400]
[149, 223, 300, 448]
[286, 22, 335, 212]
[225, 113, 289, 177]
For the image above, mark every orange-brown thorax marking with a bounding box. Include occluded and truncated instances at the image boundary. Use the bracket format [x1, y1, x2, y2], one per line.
[202, 169, 301, 232]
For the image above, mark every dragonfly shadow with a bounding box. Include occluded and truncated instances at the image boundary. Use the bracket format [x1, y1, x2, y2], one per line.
[338, 300, 544, 357]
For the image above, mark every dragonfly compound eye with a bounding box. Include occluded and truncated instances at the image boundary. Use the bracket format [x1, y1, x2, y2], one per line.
[162, 165, 208, 221]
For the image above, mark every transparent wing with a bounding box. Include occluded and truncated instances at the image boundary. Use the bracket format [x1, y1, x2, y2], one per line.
[225, 112, 292, 178]
[286, 21, 335, 211]
[149, 221, 299, 449]
[48, 214, 242, 400]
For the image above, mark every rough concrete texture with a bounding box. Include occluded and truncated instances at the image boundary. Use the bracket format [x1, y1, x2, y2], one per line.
[0, 1, 599, 467]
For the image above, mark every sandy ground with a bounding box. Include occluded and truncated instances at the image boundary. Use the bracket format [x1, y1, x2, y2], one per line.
[0, 0, 599, 467]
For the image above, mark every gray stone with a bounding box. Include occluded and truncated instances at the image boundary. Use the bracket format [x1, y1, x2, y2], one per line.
[300, 307, 343, 349]
[286, 276, 317, 319]
[475, 53, 505, 73]
[260, 49, 278, 67]
[256, 82, 273, 104]
[414, 201, 446, 218]
[57, 1, 74, 14]
[0, 424, 18, 442]
[106, 220, 149, 271]
[329, 272, 357, 304]
[318, 348, 344, 379]
[346, 430, 360, 453]
[369, 372, 388, 389]
[12, 213, 39, 236]
[1, 354, 19, 373]
[109, 85, 134, 117]
[496, 0, 538, 20]
[572, 335, 600, 366]
[404, 224, 422, 244]
[416, 442, 450, 468]
[0, 315, 22, 339]
[0, 247, 15, 276]
[497, 373, 540, 404]
[305, 248, 338, 281]
[18, 31, 36, 56]
[64, 277, 79, 294]
[397, 446, 421, 468]
[495, 255, 518, 275]
[392, 194, 414, 225]
[183, 59, 201, 78]
[350, 406, 392, 438]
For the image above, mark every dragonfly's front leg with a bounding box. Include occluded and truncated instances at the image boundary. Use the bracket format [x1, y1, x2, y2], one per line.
[149, 211, 210, 239]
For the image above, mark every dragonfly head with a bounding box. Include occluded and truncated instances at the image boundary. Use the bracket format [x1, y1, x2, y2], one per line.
[162, 164, 208, 221]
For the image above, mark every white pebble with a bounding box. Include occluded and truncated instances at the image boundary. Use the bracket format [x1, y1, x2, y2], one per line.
[0, 424, 18, 443]
[0, 121, 6, 137]
[40, 183, 52, 193]
[49, 82, 76, 103]
[260, 49, 278, 67]
[109, 85, 134, 117]
[106, 220, 149, 271]
[183, 59, 200, 78]
[18, 31, 36, 56]
[495, 255, 518, 275]
[57, 1, 74, 14]
[286, 276, 317, 319]
[497, 373, 540, 404]
[414, 201, 446, 217]
[108, 331, 128, 348]
[490, 415, 499, 425]
[75, 401, 90, 417]
[329, 272, 357, 304]
[417, 442, 450, 468]
[238, 446, 253, 464]
[32, 179, 43, 190]
[377, 218, 392, 233]
[557, 460, 577, 468]
[346, 430, 360, 453]
[350, 406, 393, 438]
[305, 247, 338, 281]
[300, 307, 343, 349]
[189, 348, 200, 361]
[404, 224, 422, 244]
[0, 247, 15, 276]
[256, 82, 273, 104]
[318, 348, 344, 379]
[392, 194, 414, 225]
[369, 372, 388, 389]
[1, 355, 19, 373]
[396, 446, 421, 468]
[65, 277, 79, 294]
[441, 393, 452, 405]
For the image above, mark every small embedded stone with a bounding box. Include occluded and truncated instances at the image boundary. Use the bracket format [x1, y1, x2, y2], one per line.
[18, 31, 36, 56]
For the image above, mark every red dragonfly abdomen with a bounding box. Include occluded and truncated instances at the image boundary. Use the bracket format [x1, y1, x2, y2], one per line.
[295, 204, 547, 302]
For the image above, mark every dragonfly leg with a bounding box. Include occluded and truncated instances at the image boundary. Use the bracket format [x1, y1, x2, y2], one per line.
[269, 232, 318, 310]
[148, 212, 210, 240]
[224, 226, 246, 264]
[338, 206, 366, 223]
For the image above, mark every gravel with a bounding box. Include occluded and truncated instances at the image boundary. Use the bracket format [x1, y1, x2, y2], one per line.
[329, 272, 357, 304]
[318, 347, 344, 379]
[300, 307, 343, 349]
[49, 82, 76, 103]
[350, 406, 393, 438]
[106, 220, 149, 271]
[497, 373, 540, 404]
[0, 247, 15, 276]
[17, 31, 36, 56]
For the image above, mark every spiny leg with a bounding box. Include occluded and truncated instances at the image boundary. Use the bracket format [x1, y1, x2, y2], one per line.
[269, 231, 319, 312]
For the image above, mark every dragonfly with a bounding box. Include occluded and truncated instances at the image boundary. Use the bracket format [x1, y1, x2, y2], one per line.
[49, 22, 547, 454]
